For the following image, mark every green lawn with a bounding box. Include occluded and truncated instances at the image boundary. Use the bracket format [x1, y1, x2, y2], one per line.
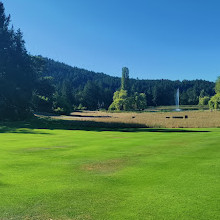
[0, 120, 219, 220]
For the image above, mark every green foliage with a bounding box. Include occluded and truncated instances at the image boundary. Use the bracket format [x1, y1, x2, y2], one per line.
[109, 68, 147, 111]
[32, 94, 53, 112]
[215, 76, 220, 94]
[0, 2, 35, 120]
[53, 92, 72, 115]
[109, 89, 147, 111]
[32, 56, 215, 109]
[199, 96, 210, 106]
[109, 89, 129, 110]
[32, 76, 55, 112]
[208, 76, 220, 110]
[209, 93, 220, 110]
[76, 103, 87, 110]
[199, 89, 205, 98]
[53, 107, 68, 115]
[134, 92, 147, 110]
[35, 76, 55, 97]
[121, 67, 129, 91]
[80, 81, 101, 110]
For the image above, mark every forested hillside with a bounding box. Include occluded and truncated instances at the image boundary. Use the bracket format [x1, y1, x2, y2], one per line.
[35, 56, 215, 112]
[0, 1, 216, 120]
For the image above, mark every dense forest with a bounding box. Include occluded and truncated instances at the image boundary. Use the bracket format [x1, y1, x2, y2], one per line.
[34, 56, 215, 113]
[0, 1, 216, 120]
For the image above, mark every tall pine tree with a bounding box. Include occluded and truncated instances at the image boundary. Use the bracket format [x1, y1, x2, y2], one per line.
[0, 1, 35, 120]
[121, 67, 129, 91]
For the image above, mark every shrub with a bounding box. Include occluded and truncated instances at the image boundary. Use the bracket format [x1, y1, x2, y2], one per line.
[199, 96, 210, 106]
[209, 94, 220, 110]
[109, 90, 147, 111]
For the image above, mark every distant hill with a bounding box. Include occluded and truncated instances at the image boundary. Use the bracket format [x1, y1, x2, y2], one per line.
[42, 57, 121, 92]
[35, 56, 215, 109]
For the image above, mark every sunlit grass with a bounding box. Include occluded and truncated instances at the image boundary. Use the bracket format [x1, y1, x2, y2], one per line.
[0, 120, 219, 219]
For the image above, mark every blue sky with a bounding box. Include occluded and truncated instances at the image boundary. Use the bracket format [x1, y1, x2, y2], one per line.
[2, 0, 220, 81]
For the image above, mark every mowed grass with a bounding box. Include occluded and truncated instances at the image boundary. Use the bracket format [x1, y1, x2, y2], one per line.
[0, 120, 219, 219]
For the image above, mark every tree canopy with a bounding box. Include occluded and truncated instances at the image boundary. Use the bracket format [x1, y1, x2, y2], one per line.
[209, 76, 220, 110]
[121, 67, 129, 91]
[215, 76, 220, 94]
[33, 57, 215, 112]
[109, 68, 147, 111]
[0, 2, 35, 120]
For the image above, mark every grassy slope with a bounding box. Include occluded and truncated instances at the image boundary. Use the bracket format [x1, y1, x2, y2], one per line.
[0, 122, 219, 220]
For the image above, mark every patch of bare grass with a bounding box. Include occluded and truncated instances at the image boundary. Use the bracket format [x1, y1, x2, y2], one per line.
[73, 214, 92, 220]
[23, 146, 69, 152]
[81, 159, 127, 174]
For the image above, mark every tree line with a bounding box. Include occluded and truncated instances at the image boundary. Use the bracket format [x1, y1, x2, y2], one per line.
[0, 1, 217, 120]
[35, 56, 215, 113]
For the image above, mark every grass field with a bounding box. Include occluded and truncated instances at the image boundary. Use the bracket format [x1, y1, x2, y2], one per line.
[0, 119, 219, 219]
[37, 109, 220, 128]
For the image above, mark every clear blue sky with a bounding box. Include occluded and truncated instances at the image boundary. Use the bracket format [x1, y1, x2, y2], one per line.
[2, 0, 220, 81]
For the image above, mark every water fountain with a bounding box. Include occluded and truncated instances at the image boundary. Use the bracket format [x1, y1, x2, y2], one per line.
[175, 88, 181, 111]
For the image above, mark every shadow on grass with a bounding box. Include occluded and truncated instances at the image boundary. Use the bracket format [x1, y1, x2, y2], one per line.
[0, 117, 211, 134]
[0, 182, 6, 188]
[0, 173, 9, 187]
[0, 126, 52, 134]
[70, 114, 112, 118]
[0, 181, 10, 188]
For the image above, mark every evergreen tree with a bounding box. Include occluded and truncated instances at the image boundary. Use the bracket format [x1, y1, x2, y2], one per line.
[32, 76, 55, 112]
[121, 67, 129, 91]
[53, 80, 73, 114]
[81, 81, 100, 110]
[0, 2, 35, 120]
